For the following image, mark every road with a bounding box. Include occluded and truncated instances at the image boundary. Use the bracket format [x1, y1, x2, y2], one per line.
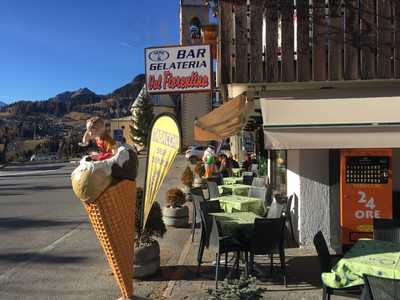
[0, 156, 192, 299]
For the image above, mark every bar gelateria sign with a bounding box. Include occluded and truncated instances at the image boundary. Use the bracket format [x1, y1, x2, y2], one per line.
[145, 44, 212, 94]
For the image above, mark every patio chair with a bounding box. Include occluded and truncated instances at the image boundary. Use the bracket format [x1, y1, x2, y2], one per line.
[197, 200, 224, 274]
[242, 171, 254, 185]
[361, 274, 400, 300]
[248, 186, 267, 199]
[207, 180, 220, 199]
[251, 177, 265, 187]
[284, 194, 296, 243]
[266, 197, 284, 219]
[248, 217, 287, 286]
[190, 187, 205, 242]
[313, 231, 362, 299]
[373, 218, 400, 242]
[209, 216, 247, 288]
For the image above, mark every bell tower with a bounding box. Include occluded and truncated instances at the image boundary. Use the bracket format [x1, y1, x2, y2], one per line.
[179, 0, 212, 148]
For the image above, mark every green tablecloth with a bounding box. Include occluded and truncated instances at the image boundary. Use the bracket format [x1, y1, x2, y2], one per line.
[322, 239, 400, 288]
[213, 195, 265, 216]
[210, 211, 259, 245]
[223, 177, 243, 185]
[232, 168, 244, 177]
[218, 184, 250, 196]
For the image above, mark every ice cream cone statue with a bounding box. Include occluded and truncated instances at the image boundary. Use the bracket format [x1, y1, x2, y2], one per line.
[71, 116, 138, 299]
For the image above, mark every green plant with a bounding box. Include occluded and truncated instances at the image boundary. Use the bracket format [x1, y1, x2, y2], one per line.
[258, 155, 268, 177]
[207, 275, 265, 300]
[135, 187, 167, 246]
[181, 166, 194, 187]
[166, 188, 186, 208]
[130, 86, 155, 147]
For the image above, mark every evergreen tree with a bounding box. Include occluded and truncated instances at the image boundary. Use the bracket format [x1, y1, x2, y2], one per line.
[130, 85, 154, 147]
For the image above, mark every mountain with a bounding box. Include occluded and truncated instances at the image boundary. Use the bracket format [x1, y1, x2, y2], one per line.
[0, 101, 6, 108]
[49, 87, 100, 104]
[1, 74, 145, 118]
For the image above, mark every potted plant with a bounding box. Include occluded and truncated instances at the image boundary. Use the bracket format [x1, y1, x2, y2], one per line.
[162, 188, 189, 227]
[134, 187, 167, 278]
[181, 166, 194, 201]
[207, 275, 265, 300]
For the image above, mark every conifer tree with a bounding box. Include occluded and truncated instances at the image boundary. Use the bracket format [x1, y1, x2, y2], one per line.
[130, 85, 154, 147]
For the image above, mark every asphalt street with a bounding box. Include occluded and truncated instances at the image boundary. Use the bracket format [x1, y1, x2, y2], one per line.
[0, 156, 192, 299]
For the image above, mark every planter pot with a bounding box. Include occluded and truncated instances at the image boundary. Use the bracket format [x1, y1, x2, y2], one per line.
[133, 241, 160, 278]
[162, 205, 189, 228]
[181, 186, 192, 202]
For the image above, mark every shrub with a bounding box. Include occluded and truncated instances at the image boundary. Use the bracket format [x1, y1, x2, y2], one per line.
[181, 166, 194, 187]
[135, 187, 167, 246]
[166, 188, 186, 208]
[207, 275, 265, 300]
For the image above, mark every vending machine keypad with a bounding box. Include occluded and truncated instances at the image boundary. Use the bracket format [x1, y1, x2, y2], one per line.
[346, 156, 389, 184]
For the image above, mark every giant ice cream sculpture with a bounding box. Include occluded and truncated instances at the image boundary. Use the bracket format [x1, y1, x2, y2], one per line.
[71, 117, 138, 299]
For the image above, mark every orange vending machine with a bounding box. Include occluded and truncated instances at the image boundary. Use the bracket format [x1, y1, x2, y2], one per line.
[340, 149, 392, 246]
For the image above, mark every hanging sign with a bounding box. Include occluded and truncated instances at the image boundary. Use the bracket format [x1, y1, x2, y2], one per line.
[143, 114, 181, 228]
[145, 44, 212, 94]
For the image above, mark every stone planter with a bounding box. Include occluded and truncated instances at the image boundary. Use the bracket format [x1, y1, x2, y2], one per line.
[133, 241, 160, 278]
[162, 205, 189, 227]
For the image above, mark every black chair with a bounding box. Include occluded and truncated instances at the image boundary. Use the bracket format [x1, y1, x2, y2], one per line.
[207, 180, 220, 199]
[242, 171, 254, 185]
[197, 200, 224, 274]
[248, 217, 287, 286]
[266, 197, 284, 219]
[251, 177, 265, 187]
[284, 194, 296, 243]
[209, 216, 247, 288]
[313, 231, 362, 299]
[373, 218, 400, 242]
[361, 274, 400, 300]
[190, 187, 205, 242]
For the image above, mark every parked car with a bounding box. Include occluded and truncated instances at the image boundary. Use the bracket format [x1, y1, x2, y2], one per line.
[185, 145, 207, 164]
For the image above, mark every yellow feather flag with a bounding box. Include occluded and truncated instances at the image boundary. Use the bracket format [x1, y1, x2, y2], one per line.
[143, 114, 180, 228]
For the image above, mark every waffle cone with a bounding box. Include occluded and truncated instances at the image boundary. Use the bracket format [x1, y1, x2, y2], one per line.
[84, 180, 136, 299]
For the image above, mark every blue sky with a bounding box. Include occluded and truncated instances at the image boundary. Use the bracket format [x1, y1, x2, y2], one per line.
[0, 0, 179, 103]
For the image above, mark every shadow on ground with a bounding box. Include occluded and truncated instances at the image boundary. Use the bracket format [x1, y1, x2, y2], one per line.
[0, 217, 83, 230]
[0, 252, 88, 264]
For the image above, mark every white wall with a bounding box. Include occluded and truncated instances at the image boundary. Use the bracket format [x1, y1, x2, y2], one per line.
[287, 149, 333, 249]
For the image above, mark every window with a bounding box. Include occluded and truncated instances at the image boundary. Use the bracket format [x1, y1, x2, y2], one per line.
[189, 17, 202, 40]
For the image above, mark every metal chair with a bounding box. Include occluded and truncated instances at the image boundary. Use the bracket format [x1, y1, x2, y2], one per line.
[361, 274, 400, 300]
[313, 231, 362, 299]
[242, 171, 254, 185]
[251, 177, 265, 187]
[197, 200, 224, 274]
[266, 197, 284, 219]
[209, 216, 246, 288]
[248, 186, 267, 199]
[284, 194, 296, 243]
[207, 180, 220, 199]
[248, 217, 287, 286]
[190, 187, 205, 243]
[373, 218, 400, 242]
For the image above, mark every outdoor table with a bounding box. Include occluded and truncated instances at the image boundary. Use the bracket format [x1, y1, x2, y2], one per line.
[322, 239, 400, 288]
[232, 168, 244, 177]
[218, 184, 250, 196]
[210, 211, 259, 246]
[212, 195, 265, 216]
[223, 177, 243, 185]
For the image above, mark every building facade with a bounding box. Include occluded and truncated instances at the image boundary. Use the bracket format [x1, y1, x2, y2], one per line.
[179, 0, 212, 148]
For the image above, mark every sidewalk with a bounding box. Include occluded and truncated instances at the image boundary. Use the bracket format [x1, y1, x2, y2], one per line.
[150, 214, 351, 300]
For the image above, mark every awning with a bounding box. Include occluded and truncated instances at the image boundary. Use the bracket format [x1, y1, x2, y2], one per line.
[261, 84, 400, 149]
[194, 94, 254, 141]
